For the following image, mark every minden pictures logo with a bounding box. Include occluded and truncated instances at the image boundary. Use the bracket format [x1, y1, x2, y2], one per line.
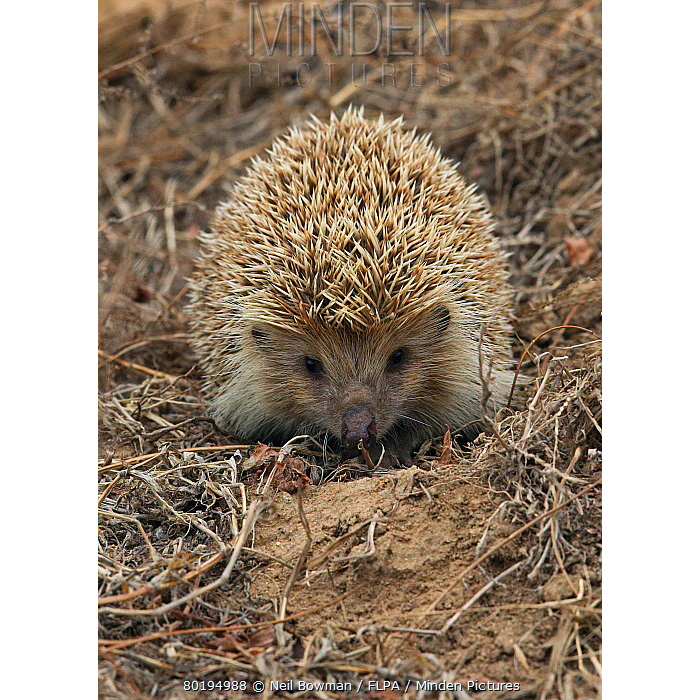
[248, 2, 452, 88]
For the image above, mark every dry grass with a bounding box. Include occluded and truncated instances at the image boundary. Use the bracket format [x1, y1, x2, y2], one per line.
[98, 1, 602, 697]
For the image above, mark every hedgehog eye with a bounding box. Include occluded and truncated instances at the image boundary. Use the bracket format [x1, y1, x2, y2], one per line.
[304, 356, 323, 375]
[387, 349, 405, 371]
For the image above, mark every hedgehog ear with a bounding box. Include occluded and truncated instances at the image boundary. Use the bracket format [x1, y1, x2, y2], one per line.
[251, 326, 270, 349]
[428, 305, 451, 336]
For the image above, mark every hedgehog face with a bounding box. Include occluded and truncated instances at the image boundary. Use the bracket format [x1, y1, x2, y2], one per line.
[245, 305, 455, 454]
[295, 339, 413, 452]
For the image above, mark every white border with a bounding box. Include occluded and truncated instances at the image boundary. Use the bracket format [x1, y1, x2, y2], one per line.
[3, 1, 95, 695]
[604, 1, 699, 697]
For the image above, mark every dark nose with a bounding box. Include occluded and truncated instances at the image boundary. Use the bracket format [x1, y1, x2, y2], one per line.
[341, 406, 377, 450]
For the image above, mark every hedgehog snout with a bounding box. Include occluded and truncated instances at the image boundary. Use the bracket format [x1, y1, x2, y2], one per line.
[341, 406, 377, 451]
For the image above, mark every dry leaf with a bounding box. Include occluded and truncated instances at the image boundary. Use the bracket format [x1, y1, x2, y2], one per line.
[437, 425, 453, 466]
[565, 236, 594, 266]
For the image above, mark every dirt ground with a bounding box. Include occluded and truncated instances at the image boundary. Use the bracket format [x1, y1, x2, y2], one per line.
[98, 1, 602, 698]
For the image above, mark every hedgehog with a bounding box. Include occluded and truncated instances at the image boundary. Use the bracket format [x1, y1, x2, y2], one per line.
[187, 108, 514, 468]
